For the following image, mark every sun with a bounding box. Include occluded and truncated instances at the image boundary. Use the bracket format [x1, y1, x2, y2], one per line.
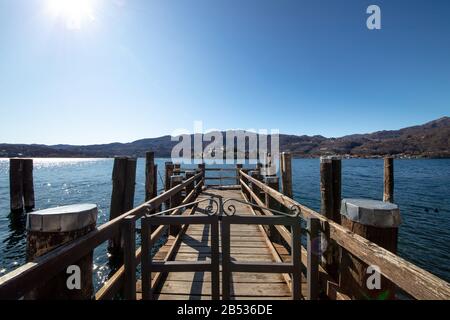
[47, 0, 95, 30]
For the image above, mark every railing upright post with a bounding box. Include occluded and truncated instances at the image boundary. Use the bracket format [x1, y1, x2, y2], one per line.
[141, 216, 152, 300]
[307, 217, 320, 300]
[291, 220, 302, 300]
[221, 219, 231, 300]
[122, 216, 136, 300]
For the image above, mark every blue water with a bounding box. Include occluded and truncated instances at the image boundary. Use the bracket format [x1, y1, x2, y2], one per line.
[0, 158, 449, 290]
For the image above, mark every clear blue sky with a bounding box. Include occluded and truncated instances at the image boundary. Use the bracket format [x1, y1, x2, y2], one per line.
[0, 0, 449, 145]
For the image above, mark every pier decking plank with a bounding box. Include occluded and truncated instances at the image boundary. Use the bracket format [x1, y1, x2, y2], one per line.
[136, 188, 303, 300]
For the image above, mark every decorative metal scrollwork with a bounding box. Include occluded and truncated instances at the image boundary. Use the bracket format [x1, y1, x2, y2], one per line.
[221, 198, 301, 217]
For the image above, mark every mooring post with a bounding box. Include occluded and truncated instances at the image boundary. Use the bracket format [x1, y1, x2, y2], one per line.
[9, 158, 24, 214]
[145, 152, 156, 202]
[383, 157, 394, 203]
[109, 157, 136, 258]
[169, 175, 183, 236]
[26, 204, 98, 299]
[22, 159, 35, 212]
[280, 152, 293, 199]
[339, 199, 401, 300]
[174, 163, 181, 175]
[123, 158, 137, 212]
[198, 163, 206, 188]
[320, 156, 340, 280]
[164, 162, 174, 207]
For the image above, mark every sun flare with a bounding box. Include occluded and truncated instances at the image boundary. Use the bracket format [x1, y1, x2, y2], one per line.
[47, 0, 95, 30]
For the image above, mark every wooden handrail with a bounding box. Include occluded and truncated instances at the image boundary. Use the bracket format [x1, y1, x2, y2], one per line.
[0, 172, 203, 300]
[239, 170, 450, 300]
[95, 178, 204, 300]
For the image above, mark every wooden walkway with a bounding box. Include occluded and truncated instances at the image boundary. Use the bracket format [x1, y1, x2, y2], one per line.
[137, 188, 306, 300]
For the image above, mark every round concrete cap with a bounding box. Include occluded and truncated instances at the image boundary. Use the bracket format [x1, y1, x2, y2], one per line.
[341, 199, 401, 228]
[27, 204, 98, 233]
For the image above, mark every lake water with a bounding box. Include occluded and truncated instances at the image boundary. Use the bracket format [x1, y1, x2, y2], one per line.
[0, 158, 449, 291]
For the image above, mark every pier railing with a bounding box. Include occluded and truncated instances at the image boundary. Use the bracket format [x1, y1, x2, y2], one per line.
[0, 171, 204, 300]
[238, 169, 450, 300]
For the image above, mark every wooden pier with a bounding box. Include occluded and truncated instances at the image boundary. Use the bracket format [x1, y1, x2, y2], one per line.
[1, 157, 450, 300]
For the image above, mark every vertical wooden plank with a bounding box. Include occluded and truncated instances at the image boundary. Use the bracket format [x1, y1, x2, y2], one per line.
[291, 220, 302, 300]
[9, 158, 24, 214]
[307, 217, 320, 300]
[280, 152, 293, 198]
[210, 216, 220, 300]
[221, 219, 231, 300]
[141, 217, 151, 300]
[164, 162, 174, 207]
[122, 216, 136, 300]
[145, 152, 156, 202]
[185, 170, 196, 195]
[384, 157, 394, 203]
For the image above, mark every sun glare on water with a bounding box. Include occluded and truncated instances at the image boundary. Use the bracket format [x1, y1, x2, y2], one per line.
[46, 0, 96, 30]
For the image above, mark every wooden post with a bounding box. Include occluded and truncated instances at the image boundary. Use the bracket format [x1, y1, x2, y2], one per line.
[123, 158, 137, 212]
[307, 217, 320, 300]
[22, 159, 35, 212]
[236, 164, 243, 185]
[198, 163, 206, 188]
[320, 157, 339, 279]
[145, 152, 156, 202]
[9, 158, 24, 214]
[280, 152, 293, 198]
[249, 170, 261, 203]
[264, 176, 282, 243]
[122, 216, 136, 300]
[164, 162, 174, 207]
[185, 171, 196, 195]
[339, 199, 401, 300]
[383, 157, 394, 203]
[331, 157, 342, 224]
[169, 175, 183, 236]
[26, 204, 97, 299]
[174, 163, 181, 175]
[109, 157, 136, 258]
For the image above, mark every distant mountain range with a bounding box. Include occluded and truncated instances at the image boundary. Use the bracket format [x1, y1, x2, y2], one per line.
[1, 117, 449, 158]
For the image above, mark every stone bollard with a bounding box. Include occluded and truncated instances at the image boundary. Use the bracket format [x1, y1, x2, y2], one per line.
[339, 198, 401, 300]
[26, 204, 98, 300]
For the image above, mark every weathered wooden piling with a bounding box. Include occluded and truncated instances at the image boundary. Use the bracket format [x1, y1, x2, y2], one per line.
[320, 156, 341, 279]
[383, 157, 394, 203]
[109, 157, 137, 257]
[26, 204, 97, 299]
[280, 152, 293, 198]
[339, 199, 401, 300]
[145, 152, 156, 202]
[169, 175, 183, 236]
[174, 163, 181, 175]
[22, 159, 35, 212]
[9, 158, 24, 213]
[9, 158, 35, 214]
